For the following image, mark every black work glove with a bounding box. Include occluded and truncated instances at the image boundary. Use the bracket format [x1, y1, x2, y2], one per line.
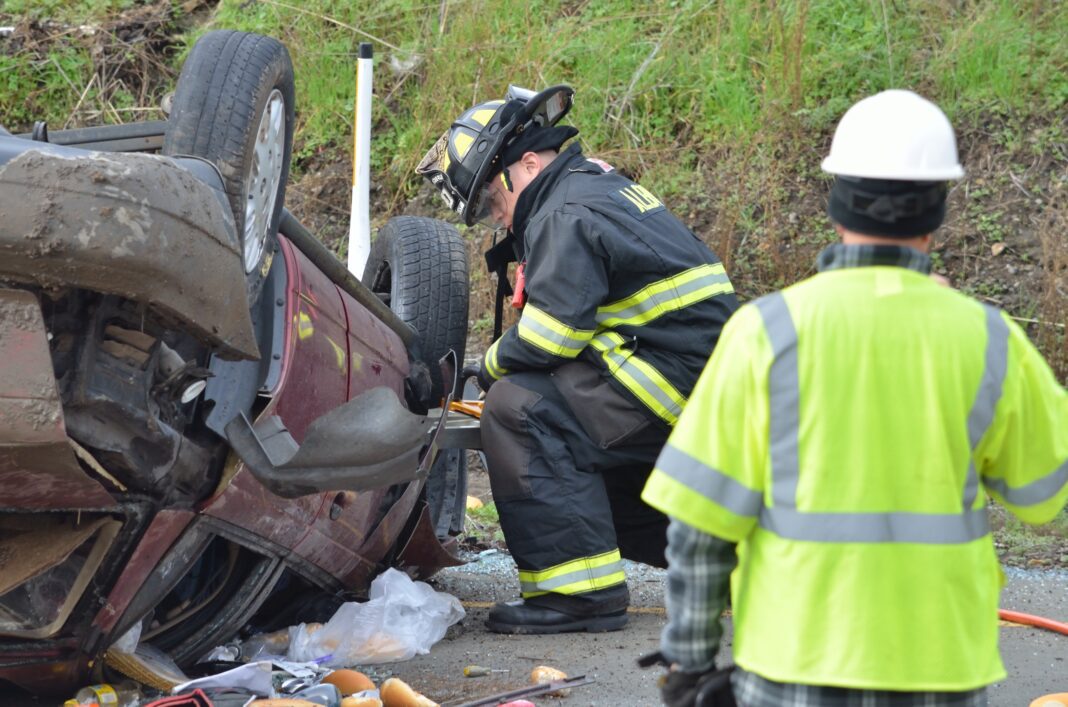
[461, 361, 493, 395]
[660, 665, 737, 707]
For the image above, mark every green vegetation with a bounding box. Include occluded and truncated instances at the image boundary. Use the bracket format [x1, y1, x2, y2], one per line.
[990, 506, 1068, 569]
[191, 0, 1067, 201]
[0, 0, 1065, 378]
[465, 500, 505, 548]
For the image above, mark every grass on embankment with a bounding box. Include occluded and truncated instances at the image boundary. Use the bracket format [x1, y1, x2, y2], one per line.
[206, 0, 1068, 380]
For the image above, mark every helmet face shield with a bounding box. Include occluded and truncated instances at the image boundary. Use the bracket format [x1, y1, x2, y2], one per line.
[473, 180, 508, 229]
[470, 184, 494, 225]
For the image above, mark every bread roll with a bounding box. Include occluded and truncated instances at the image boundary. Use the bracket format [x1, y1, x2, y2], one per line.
[380, 677, 439, 707]
[530, 665, 571, 697]
[341, 697, 383, 707]
[323, 669, 377, 695]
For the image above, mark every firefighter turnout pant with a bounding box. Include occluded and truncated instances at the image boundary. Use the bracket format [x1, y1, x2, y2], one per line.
[481, 361, 670, 606]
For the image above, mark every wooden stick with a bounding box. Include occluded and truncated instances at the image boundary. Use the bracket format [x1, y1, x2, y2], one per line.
[1009, 315, 1065, 329]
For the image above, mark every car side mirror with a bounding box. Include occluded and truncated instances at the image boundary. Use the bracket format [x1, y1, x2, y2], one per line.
[224, 353, 458, 498]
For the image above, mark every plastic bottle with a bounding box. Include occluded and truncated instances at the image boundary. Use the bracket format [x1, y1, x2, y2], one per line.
[66, 682, 143, 707]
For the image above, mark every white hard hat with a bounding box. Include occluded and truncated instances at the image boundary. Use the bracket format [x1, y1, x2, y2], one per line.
[821, 90, 964, 181]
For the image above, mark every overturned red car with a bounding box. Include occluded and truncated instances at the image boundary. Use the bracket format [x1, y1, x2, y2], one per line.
[0, 30, 472, 695]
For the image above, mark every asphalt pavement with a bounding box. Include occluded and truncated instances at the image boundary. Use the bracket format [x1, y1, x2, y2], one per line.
[400, 554, 1067, 706]
[13, 556, 1065, 705]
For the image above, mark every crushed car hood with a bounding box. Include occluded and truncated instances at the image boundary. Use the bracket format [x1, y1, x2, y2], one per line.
[0, 146, 258, 360]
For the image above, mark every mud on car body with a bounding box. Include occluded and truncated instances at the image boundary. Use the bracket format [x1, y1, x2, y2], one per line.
[0, 31, 470, 696]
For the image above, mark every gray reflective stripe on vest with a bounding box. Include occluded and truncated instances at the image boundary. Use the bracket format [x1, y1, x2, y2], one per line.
[656, 443, 763, 517]
[984, 459, 1068, 507]
[962, 305, 1010, 507]
[519, 559, 625, 594]
[760, 507, 991, 544]
[754, 293, 801, 507]
[754, 293, 1008, 544]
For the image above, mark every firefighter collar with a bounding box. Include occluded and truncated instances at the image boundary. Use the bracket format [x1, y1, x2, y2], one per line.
[510, 142, 585, 243]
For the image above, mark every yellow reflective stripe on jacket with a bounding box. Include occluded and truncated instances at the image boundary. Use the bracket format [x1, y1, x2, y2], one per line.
[517, 304, 595, 358]
[596, 263, 733, 329]
[518, 549, 626, 597]
[589, 331, 686, 425]
[483, 338, 508, 380]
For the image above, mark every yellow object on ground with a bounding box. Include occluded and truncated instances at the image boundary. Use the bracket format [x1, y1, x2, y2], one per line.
[1030, 694, 1068, 707]
[466, 495, 484, 509]
[531, 665, 570, 696]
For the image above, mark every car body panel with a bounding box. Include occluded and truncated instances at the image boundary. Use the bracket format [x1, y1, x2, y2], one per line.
[92, 509, 196, 636]
[340, 280, 411, 402]
[0, 141, 258, 360]
[201, 230, 422, 553]
[204, 235, 417, 578]
[274, 241, 356, 438]
[202, 238, 346, 551]
[0, 288, 117, 511]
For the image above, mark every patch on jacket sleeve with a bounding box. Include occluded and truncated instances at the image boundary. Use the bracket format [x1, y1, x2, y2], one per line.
[608, 183, 666, 220]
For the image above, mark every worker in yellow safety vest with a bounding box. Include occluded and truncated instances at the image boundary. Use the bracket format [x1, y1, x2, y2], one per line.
[641, 90, 1068, 706]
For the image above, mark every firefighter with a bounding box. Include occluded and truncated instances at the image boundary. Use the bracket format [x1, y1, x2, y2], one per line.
[416, 85, 738, 633]
[642, 89, 1068, 706]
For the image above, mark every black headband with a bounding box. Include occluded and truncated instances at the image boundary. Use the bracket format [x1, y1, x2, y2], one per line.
[828, 177, 947, 237]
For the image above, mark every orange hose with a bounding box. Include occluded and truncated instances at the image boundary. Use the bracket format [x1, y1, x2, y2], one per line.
[999, 609, 1068, 636]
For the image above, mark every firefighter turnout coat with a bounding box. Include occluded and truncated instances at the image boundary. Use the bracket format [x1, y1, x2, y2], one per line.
[481, 143, 738, 426]
[478, 143, 738, 601]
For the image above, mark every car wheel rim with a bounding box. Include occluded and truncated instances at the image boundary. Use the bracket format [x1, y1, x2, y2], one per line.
[243, 89, 285, 275]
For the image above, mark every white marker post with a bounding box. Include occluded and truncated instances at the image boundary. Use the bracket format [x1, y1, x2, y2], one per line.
[347, 42, 373, 278]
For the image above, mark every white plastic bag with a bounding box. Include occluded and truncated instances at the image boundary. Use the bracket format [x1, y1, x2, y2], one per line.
[286, 568, 465, 667]
[110, 621, 142, 654]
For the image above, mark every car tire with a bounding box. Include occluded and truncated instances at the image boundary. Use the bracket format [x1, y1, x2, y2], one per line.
[163, 30, 295, 305]
[363, 216, 469, 403]
[364, 216, 469, 542]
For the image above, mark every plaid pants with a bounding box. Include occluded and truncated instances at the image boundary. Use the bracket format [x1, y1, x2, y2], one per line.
[731, 669, 988, 707]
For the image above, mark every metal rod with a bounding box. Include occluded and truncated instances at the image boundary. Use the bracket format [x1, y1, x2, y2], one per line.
[451, 675, 595, 707]
[348, 42, 374, 277]
[16, 120, 167, 151]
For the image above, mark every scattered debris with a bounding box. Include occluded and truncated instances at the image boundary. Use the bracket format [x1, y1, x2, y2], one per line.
[380, 677, 438, 707]
[462, 665, 508, 678]
[322, 670, 376, 694]
[529, 666, 570, 697]
[452, 675, 595, 707]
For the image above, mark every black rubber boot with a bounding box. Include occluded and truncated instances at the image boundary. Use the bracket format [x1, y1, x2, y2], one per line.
[486, 601, 628, 634]
[485, 585, 630, 634]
